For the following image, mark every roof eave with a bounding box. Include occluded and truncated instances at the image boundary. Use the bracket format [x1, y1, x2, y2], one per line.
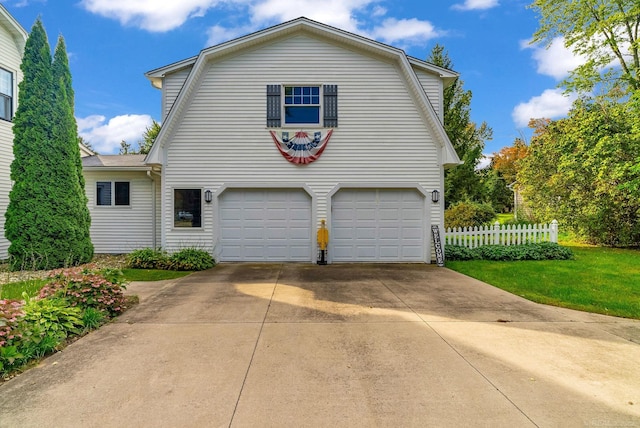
[83, 166, 152, 172]
[0, 5, 28, 53]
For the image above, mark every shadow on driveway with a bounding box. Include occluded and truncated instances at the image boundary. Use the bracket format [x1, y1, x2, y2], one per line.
[1, 263, 639, 427]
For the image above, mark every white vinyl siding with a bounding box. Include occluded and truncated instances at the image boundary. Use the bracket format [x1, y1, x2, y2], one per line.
[0, 21, 24, 259]
[85, 171, 156, 253]
[162, 67, 192, 120]
[413, 68, 443, 122]
[161, 34, 444, 261]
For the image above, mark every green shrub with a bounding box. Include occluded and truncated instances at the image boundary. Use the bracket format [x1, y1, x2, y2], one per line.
[38, 266, 128, 318]
[127, 247, 214, 271]
[445, 242, 573, 262]
[21, 297, 83, 344]
[168, 248, 215, 271]
[0, 298, 24, 348]
[127, 248, 169, 269]
[444, 245, 477, 261]
[445, 201, 496, 229]
[82, 307, 105, 331]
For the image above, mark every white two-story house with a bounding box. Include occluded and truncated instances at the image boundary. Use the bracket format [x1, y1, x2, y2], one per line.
[83, 17, 461, 263]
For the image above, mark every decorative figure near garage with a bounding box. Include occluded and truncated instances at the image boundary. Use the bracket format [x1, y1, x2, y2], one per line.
[317, 219, 329, 265]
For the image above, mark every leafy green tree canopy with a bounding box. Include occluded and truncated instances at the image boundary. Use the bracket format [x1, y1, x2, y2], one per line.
[517, 98, 640, 246]
[530, 0, 640, 95]
[428, 44, 492, 207]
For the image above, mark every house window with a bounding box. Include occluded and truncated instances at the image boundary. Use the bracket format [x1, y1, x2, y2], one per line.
[266, 84, 338, 127]
[0, 68, 13, 121]
[174, 189, 202, 228]
[97, 181, 130, 206]
[284, 86, 320, 124]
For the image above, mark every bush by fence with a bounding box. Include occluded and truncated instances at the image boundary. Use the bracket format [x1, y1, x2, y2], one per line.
[445, 242, 573, 261]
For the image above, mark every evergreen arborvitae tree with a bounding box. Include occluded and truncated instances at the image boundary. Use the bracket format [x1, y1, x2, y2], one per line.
[51, 35, 93, 264]
[5, 20, 93, 270]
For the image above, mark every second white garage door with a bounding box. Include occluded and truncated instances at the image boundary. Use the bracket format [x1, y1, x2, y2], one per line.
[331, 189, 426, 262]
[218, 189, 312, 262]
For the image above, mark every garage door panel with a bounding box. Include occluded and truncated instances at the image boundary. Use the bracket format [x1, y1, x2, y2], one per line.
[331, 189, 425, 262]
[219, 189, 312, 262]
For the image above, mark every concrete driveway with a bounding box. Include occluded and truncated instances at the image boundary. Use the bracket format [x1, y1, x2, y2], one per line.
[1, 263, 640, 427]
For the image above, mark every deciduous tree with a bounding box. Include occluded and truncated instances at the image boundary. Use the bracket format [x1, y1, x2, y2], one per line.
[428, 45, 492, 207]
[517, 100, 640, 246]
[530, 0, 640, 95]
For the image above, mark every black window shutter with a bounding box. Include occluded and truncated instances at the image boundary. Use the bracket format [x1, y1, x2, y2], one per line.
[323, 84, 338, 127]
[266, 84, 281, 127]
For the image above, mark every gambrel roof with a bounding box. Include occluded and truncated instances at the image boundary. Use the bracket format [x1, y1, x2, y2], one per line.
[144, 17, 462, 167]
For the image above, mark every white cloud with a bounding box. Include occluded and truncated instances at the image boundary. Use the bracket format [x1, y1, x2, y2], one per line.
[521, 37, 586, 80]
[79, 0, 221, 32]
[77, 114, 153, 154]
[477, 154, 492, 170]
[512, 89, 577, 128]
[249, 0, 369, 33]
[452, 0, 499, 11]
[370, 18, 441, 45]
[81, 0, 444, 49]
[206, 24, 253, 46]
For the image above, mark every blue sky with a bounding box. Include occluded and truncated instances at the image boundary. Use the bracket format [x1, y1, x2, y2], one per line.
[2, 0, 582, 156]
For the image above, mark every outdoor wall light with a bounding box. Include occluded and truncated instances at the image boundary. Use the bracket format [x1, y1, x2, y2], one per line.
[431, 189, 440, 204]
[204, 189, 213, 203]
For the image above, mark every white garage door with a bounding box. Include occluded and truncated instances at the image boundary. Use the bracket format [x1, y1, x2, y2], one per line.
[219, 189, 312, 262]
[331, 189, 425, 262]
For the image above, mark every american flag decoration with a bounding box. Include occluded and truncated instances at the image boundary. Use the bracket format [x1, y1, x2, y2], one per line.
[270, 130, 333, 165]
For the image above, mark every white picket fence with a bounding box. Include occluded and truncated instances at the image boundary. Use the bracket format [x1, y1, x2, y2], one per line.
[445, 220, 558, 249]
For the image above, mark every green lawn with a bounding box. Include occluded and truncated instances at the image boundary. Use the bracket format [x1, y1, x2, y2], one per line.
[495, 213, 514, 224]
[0, 279, 49, 300]
[0, 269, 192, 300]
[446, 244, 640, 319]
[120, 269, 192, 282]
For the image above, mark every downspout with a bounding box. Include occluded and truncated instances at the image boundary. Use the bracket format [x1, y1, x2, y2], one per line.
[146, 171, 157, 249]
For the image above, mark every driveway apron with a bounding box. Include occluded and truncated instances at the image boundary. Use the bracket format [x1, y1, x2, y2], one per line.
[1, 263, 639, 427]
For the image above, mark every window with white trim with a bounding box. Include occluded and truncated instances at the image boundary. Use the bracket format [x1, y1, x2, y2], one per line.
[0, 68, 13, 121]
[97, 181, 130, 206]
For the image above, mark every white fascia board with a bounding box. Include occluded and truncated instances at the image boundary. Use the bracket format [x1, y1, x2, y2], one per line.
[0, 5, 27, 53]
[83, 166, 152, 172]
[398, 55, 461, 168]
[144, 55, 198, 89]
[407, 57, 459, 88]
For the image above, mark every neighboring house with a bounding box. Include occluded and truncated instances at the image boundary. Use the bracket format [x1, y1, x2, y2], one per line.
[82, 154, 160, 253]
[0, 6, 27, 259]
[85, 17, 461, 263]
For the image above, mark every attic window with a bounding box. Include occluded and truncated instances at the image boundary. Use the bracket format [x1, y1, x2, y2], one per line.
[266, 84, 338, 128]
[284, 86, 320, 124]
